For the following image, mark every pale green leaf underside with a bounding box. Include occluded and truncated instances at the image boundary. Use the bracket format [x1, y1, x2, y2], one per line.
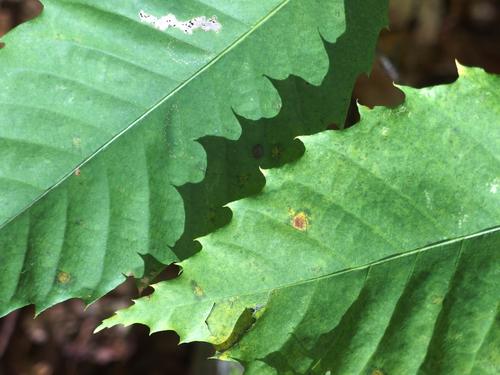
[1, 0, 374, 315]
[101, 68, 500, 374]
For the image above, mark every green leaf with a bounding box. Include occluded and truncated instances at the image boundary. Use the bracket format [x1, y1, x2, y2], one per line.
[229, 230, 500, 375]
[175, 0, 390, 259]
[0, 0, 389, 316]
[0, 0, 274, 226]
[100, 67, 500, 373]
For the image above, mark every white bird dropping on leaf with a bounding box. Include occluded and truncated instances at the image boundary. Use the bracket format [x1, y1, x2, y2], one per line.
[139, 10, 222, 34]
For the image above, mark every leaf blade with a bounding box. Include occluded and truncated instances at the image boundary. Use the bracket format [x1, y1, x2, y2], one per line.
[1, 0, 390, 316]
[101, 67, 500, 372]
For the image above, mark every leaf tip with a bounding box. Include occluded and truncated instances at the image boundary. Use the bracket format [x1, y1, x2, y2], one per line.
[455, 60, 469, 77]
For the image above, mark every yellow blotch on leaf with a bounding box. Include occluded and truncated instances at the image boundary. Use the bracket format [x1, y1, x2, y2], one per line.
[72, 137, 81, 149]
[194, 285, 204, 297]
[57, 271, 71, 284]
[191, 281, 205, 298]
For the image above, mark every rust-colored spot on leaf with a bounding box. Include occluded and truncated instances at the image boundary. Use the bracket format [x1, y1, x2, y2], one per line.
[289, 210, 310, 232]
[57, 271, 71, 284]
[74, 168, 81, 176]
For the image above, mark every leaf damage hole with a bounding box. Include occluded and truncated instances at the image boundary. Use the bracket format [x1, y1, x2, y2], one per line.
[139, 10, 222, 34]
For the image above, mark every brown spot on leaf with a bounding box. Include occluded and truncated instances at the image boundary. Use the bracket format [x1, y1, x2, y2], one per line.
[290, 210, 309, 231]
[74, 168, 81, 176]
[252, 144, 264, 159]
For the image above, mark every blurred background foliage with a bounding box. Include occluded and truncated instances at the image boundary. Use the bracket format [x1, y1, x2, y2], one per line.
[0, 0, 499, 374]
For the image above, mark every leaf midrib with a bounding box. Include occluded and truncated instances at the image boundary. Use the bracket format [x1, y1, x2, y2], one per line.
[169, 226, 500, 308]
[1, 0, 291, 231]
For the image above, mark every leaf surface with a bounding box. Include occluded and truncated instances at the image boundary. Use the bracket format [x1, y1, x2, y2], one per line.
[101, 67, 500, 373]
[1, 0, 278, 226]
[1, 0, 392, 315]
[175, 0, 390, 259]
